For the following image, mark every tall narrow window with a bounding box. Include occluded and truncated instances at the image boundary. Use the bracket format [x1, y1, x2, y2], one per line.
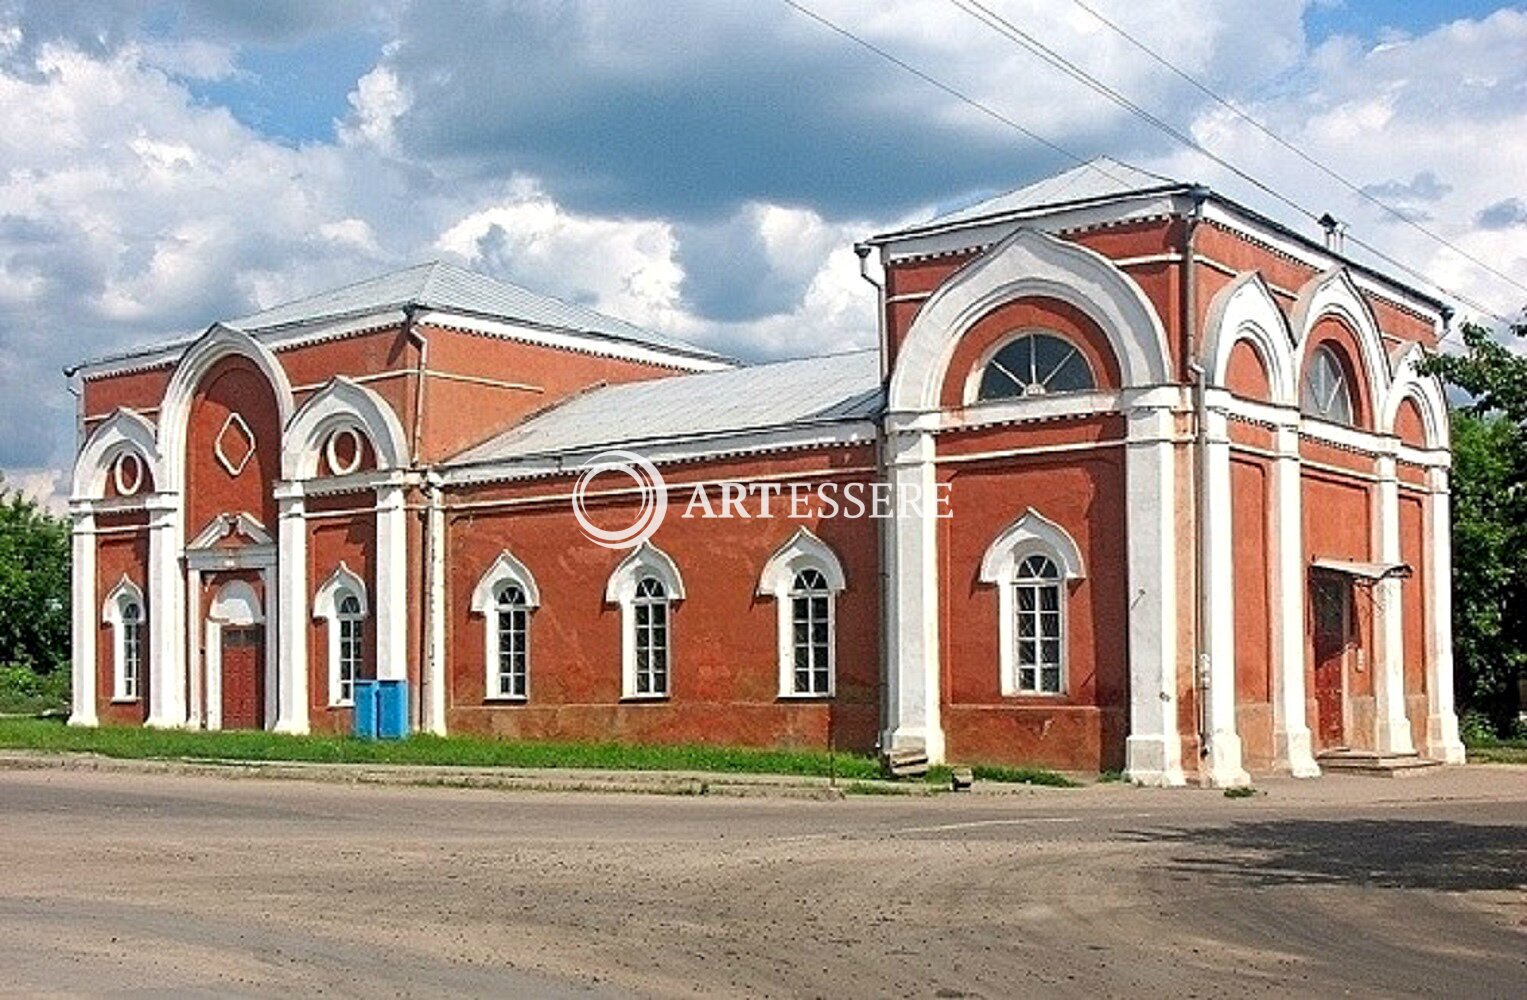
[337, 593, 363, 706]
[633, 576, 669, 697]
[790, 569, 833, 696]
[1301, 345, 1356, 425]
[120, 599, 142, 700]
[494, 584, 529, 699]
[1013, 555, 1063, 694]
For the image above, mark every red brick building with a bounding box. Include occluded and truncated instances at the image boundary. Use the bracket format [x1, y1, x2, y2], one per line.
[66, 158, 1465, 784]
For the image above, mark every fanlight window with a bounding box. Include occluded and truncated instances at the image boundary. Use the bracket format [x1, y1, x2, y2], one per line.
[1302, 345, 1355, 426]
[977, 332, 1096, 401]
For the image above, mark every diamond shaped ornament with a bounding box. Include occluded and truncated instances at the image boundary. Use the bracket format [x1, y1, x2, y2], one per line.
[214, 412, 257, 476]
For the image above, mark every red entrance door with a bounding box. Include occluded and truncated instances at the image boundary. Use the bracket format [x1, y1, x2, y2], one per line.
[221, 625, 265, 730]
[1311, 578, 1349, 750]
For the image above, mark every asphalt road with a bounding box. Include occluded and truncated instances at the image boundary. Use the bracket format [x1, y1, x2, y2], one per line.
[0, 765, 1523, 998]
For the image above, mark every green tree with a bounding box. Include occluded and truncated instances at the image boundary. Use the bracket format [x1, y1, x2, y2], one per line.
[1421, 318, 1527, 734]
[0, 476, 71, 675]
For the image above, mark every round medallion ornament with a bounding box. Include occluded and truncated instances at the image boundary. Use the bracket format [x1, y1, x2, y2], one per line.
[326, 427, 363, 476]
[113, 451, 144, 496]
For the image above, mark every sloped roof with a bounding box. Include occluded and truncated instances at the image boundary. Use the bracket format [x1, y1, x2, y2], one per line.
[227, 260, 719, 358]
[449, 349, 882, 465]
[883, 156, 1180, 238]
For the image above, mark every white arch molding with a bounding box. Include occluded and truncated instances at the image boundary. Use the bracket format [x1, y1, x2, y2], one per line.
[1200, 271, 1297, 406]
[1291, 268, 1392, 415]
[1381, 344, 1449, 449]
[888, 227, 1172, 414]
[282, 376, 409, 480]
[472, 550, 541, 702]
[605, 542, 685, 700]
[71, 409, 161, 500]
[757, 528, 848, 698]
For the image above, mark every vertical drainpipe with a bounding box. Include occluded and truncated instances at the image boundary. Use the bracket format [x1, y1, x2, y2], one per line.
[1183, 185, 1211, 762]
[855, 241, 891, 750]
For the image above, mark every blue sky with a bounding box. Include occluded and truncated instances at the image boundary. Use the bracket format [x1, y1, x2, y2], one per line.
[0, 0, 1524, 502]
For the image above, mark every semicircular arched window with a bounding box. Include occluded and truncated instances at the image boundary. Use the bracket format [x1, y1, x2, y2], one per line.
[1301, 345, 1356, 426]
[976, 331, 1096, 401]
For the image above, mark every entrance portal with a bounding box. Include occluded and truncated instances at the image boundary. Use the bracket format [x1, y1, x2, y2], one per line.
[1311, 577, 1351, 750]
[207, 578, 267, 731]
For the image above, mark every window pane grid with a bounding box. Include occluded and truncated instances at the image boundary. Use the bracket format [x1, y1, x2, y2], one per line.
[1013, 568, 1063, 693]
[121, 602, 141, 699]
[633, 577, 669, 696]
[789, 570, 832, 695]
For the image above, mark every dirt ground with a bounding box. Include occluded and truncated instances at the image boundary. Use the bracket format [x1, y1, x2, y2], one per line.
[0, 764, 1523, 998]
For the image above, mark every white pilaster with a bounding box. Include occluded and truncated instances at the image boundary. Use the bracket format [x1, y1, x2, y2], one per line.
[1200, 410, 1250, 786]
[881, 426, 945, 764]
[1270, 425, 1319, 776]
[1123, 406, 1186, 786]
[274, 488, 309, 733]
[68, 508, 98, 726]
[1371, 453, 1416, 755]
[186, 568, 202, 727]
[144, 495, 186, 728]
[375, 482, 409, 684]
[1422, 467, 1465, 762]
[424, 484, 448, 735]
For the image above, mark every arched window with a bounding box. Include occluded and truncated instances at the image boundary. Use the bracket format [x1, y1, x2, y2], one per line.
[979, 509, 1084, 698]
[758, 529, 847, 698]
[493, 584, 530, 699]
[102, 578, 145, 703]
[633, 577, 670, 697]
[790, 569, 833, 697]
[605, 542, 684, 700]
[976, 331, 1096, 401]
[1013, 555, 1063, 694]
[314, 564, 368, 708]
[1302, 345, 1355, 425]
[337, 595, 364, 706]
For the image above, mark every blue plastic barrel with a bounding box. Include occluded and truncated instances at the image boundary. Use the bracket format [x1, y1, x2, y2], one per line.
[352, 679, 380, 739]
[376, 679, 409, 740]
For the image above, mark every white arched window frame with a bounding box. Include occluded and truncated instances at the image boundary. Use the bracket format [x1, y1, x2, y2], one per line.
[471, 551, 541, 701]
[102, 577, 145, 702]
[979, 510, 1085, 697]
[605, 543, 685, 700]
[313, 564, 368, 707]
[757, 528, 847, 698]
[1301, 343, 1357, 426]
[966, 328, 1098, 403]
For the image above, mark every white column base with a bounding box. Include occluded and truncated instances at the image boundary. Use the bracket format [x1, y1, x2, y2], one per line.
[1424, 713, 1466, 764]
[67, 711, 99, 728]
[1125, 735, 1187, 786]
[1274, 728, 1321, 777]
[271, 718, 310, 736]
[881, 725, 946, 765]
[1374, 713, 1417, 756]
[1202, 731, 1252, 787]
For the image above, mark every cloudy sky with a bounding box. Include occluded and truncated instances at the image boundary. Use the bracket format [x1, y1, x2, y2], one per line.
[2, 0, 1525, 506]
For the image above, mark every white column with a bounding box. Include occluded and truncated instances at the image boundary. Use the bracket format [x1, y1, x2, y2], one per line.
[260, 565, 278, 729]
[375, 482, 409, 683]
[1123, 405, 1186, 786]
[274, 487, 309, 733]
[144, 495, 186, 728]
[424, 484, 448, 735]
[881, 425, 945, 763]
[1371, 453, 1416, 755]
[1422, 466, 1466, 762]
[1270, 425, 1319, 776]
[186, 568, 202, 727]
[1199, 409, 1250, 787]
[68, 507, 98, 726]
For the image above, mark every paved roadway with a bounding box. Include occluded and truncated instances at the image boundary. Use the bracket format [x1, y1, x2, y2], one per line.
[0, 765, 1523, 998]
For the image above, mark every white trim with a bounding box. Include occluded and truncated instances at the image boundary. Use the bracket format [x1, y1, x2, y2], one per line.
[881, 429, 944, 762]
[879, 192, 1184, 262]
[282, 377, 409, 480]
[1421, 467, 1465, 762]
[979, 510, 1084, 698]
[758, 528, 846, 699]
[213, 412, 257, 476]
[1292, 268, 1392, 426]
[187, 511, 274, 550]
[71, 409, 160, 501]
[1270, 426, 1320, 777]
[415, 309, 731, 373]
[472, 551, 541, 702]
[605, 542, 684, 699]
[1199, 411, 1251, 788]
[1381, 343, 1450, 450]
[113, 452, 145, 496]
[961, 328, 1100, 405]
[314, 563, 368, 708]
[68, 511, 98, 726]
[275, 492, 309, 733]
[101, 576, 145, 703]
[889, 227, 1172, 414]
[1201, 271, 1297, 407]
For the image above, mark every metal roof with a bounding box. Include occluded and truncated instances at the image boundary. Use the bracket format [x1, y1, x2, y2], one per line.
[911, 157, 1179, 232]
[448, 349, 882, 465]
[227, 260, 721, 358]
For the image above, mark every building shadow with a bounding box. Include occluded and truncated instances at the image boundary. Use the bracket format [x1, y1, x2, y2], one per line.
[1124, 819, 1526, 893]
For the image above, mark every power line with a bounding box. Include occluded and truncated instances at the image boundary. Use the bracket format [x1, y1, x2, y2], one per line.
[945, 0, 1514, 326]
[1068, 0, 1527, 305]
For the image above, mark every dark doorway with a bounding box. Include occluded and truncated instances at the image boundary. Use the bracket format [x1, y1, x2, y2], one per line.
[221, 625, 265, 730]
[1311, 577, 1350, 750]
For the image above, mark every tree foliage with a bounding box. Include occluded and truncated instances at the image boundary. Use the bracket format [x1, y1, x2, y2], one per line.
[0, 477, 71, 675]
[1420, 318, 1527, 733]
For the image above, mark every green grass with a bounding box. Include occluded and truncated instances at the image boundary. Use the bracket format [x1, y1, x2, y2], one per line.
[1465, 743, 1527, 764]
[1223, 785, 1259, 799]
[0, 667, 70, 716]
[969, 763, 1079, 788]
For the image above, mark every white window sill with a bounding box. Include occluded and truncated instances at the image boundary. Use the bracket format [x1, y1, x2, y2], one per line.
[329, 701, 355, 709]
[620, 694, 670, 703]
[1001, 691, 1069, 699]
[109, 696, 140, 704]
[484, 695, 528, 704]
[777, 691, 834, 701]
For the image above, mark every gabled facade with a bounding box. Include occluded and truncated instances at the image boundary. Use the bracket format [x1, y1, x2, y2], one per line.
[67, 160, 1466, 784]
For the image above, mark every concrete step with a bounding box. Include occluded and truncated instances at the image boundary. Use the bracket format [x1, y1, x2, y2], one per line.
[1317, 749, 1444, 777]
